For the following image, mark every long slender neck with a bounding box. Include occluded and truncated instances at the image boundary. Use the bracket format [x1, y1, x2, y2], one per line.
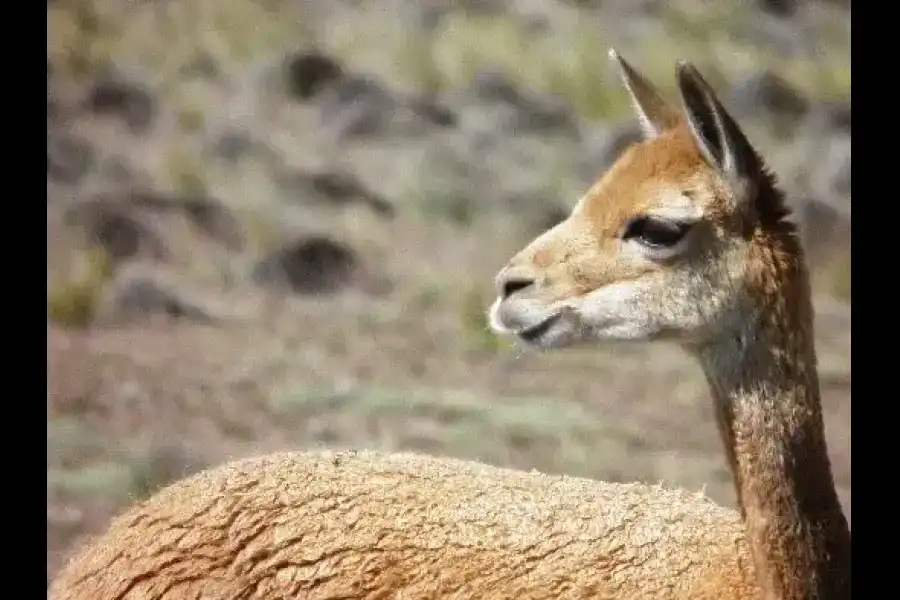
[692, 246, 850, 600]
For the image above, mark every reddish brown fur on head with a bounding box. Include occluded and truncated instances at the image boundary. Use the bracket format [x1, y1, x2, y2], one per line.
[489, 50, 798, 352]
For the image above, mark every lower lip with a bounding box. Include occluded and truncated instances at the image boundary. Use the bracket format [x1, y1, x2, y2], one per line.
[518, 314, 560, 343]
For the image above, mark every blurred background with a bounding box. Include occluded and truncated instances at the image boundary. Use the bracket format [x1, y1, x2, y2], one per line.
[47, 0, 851, 581]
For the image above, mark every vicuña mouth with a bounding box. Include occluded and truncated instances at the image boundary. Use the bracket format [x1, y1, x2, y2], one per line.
[517, 313, 561, 344]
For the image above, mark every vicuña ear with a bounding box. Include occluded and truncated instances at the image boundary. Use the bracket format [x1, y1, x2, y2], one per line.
[675, 61, 762, 206]
[608, 48, 682, 139]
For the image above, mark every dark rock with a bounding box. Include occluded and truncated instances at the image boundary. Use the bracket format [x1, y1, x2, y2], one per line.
[280, 170, 395, 217]
[84, 75, 156, 133]
[284, 51, 345, 101]
[308, 172, 366, 201]
[803, 101, 851, 136]
[114, 277, 210, 322]
[306, 66, 457, 138]
[467, 68, 576, 133]
[66, 189, 244, 261]
[470, 69, 523, 105]
[727, 70, 809, 123]
[514, 99, 574, 133]
[211, 130, 257, 162]
[182, 198, 245, 251]
[408, 97, 458, 128]
[251, 236, 361, 295]
[319, 75, 398, 138]
[757, 0, 798, 18]
[128, 191, 245, 251]
[180, 52, 220, 79]
[47, 132, 95, 184]
[824, 102, 852, 134]
[64, 201, 168, 263]
[99, 157, 136, 184]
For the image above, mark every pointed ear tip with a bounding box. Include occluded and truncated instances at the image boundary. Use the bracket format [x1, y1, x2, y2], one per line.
[675, 60, 693, 76]
[675, 61, 704, 88]
[608, 48, 628, 71]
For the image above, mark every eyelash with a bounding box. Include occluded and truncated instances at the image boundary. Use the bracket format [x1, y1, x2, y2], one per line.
[621, 216, 691, 250]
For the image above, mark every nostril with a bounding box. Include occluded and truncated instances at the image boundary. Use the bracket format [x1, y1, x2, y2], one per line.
[501, 278, 535, 299]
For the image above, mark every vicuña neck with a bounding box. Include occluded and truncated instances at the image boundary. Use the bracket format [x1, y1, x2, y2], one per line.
[692, 241, 850, 600]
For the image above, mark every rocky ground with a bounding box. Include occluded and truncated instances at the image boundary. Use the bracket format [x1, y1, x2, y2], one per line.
[47, 0, 851, 582]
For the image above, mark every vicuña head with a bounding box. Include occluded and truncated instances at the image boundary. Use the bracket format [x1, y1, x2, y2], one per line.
[491, 50, 793, 351]
[491, 50, 850, 599]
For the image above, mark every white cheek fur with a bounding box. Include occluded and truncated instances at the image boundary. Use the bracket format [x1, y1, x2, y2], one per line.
[567, 279, 657, 339]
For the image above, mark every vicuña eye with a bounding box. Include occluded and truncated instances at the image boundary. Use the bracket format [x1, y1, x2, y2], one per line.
[622, 216, 690, 249]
